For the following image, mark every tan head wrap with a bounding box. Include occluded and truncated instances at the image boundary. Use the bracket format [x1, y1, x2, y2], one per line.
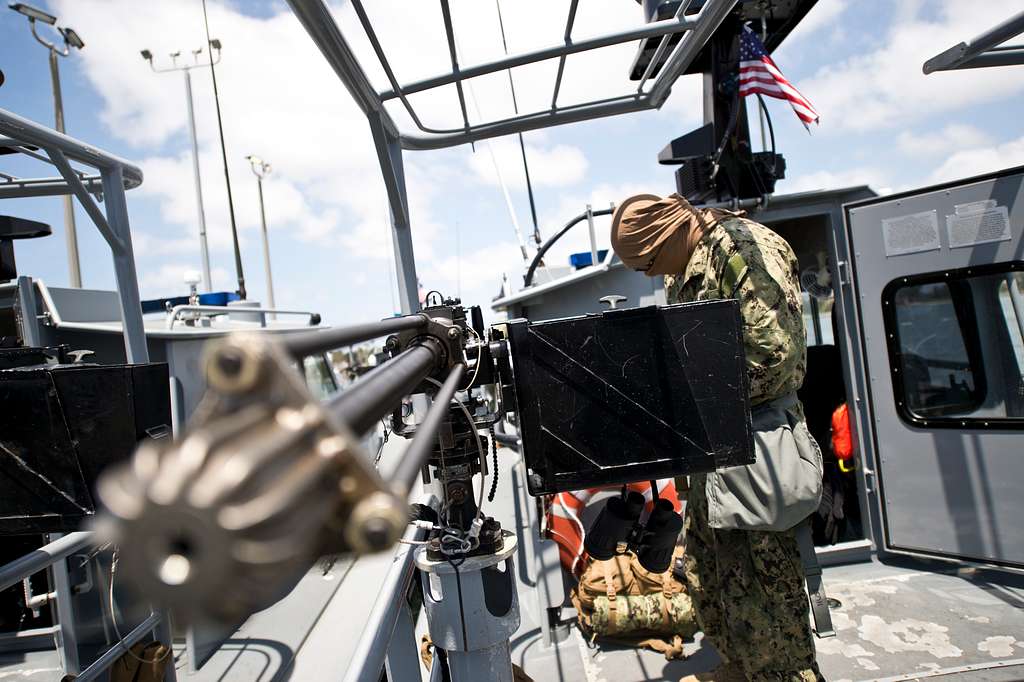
[610, 193, 740, 276]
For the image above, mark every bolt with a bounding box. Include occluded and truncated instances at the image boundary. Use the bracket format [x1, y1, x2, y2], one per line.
[362, 516, 393, 550]
[217, 348, 245, 378]
[447, 327, 460, 339]
[385, 336, 399, 352]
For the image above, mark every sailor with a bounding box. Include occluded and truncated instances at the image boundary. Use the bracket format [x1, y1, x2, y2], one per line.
[610, 193, 824, 682]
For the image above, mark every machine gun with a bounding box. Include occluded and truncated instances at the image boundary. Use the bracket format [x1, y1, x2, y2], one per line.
[95, 295, 754, 628]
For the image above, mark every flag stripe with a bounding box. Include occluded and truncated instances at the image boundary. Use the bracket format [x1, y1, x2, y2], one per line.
[738, 25, 819, 127]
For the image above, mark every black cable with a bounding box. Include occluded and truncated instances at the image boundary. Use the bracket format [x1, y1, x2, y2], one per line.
[756, 93, 776, 156]
[487, 427, 499, 502]
[445, 557, 468, 652]
[201, 0, 246, 299]
[374, 418, 389, 465]
[495, 0, 542, 246]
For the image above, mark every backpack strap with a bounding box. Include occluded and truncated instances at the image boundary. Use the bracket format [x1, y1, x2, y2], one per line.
[796, 520, 835, 638]
[601, 561, 618, 634]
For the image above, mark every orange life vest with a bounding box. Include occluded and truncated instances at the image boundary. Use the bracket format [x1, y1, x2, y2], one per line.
[546, 480, 681, 577]
[831, 403, 853, 461]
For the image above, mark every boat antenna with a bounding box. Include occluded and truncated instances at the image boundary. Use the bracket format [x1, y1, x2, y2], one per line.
[495, 0, 542, 248]
[201, 0, 246, 299]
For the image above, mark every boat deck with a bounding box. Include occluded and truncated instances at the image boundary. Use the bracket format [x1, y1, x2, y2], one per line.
[3, 447, 1023, 682]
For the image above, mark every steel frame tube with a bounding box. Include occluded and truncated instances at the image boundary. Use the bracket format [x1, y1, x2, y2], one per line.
[0, 532, 93, 593]
[285, 0, 400, 136]
[343, 497, 434, 682]
[399, 94, 650, 150]
[327, 343, 439, 436]
[284, 314, 427, 358]
[924, 10, 1024, 73]
[636, 0, 690, 92]
[439, 0, 472, 137]
[378, 15, 696, 101]
[550, 0, 580, 109]
[0, 109, 144, 184]
[956, 45, 1024, 69]
[649, 0, 737, 106]
[74, 612, 163, 682]
[393, 363, 465, 494]
[0, 175, 104, 198]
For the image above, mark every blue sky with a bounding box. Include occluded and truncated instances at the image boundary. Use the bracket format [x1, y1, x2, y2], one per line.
[1, 0, 1022, 325]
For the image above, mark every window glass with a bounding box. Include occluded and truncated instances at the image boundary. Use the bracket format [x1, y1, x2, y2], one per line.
[801, 292, 835, 347]
[887, 266, 1024, 423]
[303, 355, 338, 401]
[801, 291, 815, 345]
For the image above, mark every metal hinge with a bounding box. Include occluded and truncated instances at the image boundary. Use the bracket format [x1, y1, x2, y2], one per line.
[836, 260, 851, 286]
[862, 466, 876, 494]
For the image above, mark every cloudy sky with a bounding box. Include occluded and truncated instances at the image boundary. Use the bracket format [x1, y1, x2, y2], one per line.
[1, 0, 1022, 325]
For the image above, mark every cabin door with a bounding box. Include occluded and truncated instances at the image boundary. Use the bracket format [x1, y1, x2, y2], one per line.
[843, 166, 1024, 567]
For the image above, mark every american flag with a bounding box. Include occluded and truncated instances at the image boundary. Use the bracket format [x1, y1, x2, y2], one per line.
[738, 24, 820, 128]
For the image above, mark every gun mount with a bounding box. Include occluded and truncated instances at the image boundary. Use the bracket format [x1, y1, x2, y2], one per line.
[96, 295, 753, 626]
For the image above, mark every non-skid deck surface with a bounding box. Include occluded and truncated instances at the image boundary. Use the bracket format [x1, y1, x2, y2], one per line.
[494, 455, 1024, 682]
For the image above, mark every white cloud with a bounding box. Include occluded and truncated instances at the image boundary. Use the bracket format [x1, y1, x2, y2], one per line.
[798, 0, 1024, 132]
[468, 139, 588, 189]
[926, 135, 1024, 185]
[779, 167, 889, 195]
[55, 0, 670, 321]
[421, 240, 525, 311]
[897, 124, 994, 157]
[138, 262, 232, 299]
[788, 0, 848, 38]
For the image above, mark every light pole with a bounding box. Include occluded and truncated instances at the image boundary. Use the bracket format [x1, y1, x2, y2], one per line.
[140, 44, 222, 292]
[10, 2, 84, 287]
[245, 155, 275, 318]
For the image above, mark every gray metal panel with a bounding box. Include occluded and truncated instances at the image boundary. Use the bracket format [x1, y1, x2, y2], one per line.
[505, 266, 662, 322]
[44, 287, 122, 323]
[845, 168, 1024, 567]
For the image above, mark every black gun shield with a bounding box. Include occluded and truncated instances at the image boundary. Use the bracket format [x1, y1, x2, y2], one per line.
[508, 301, 753, 495]
[0, 361, 171, 534]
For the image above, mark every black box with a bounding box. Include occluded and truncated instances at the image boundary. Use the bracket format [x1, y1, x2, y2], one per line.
[508, 301, 753, 495]
[0, 359, 171, 534]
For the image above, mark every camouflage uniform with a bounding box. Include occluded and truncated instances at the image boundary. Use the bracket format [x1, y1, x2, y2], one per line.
[665, 217, 823, 681]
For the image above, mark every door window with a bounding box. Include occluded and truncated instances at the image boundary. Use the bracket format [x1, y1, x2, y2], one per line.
[884, 263, 1024, 426]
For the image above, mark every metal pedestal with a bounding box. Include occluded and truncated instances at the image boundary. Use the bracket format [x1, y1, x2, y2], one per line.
[416, 533, 520, 682]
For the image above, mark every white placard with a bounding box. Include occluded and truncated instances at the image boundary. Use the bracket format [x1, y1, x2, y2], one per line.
[946, 205, 1011, 249]
[882, 210, 941, 257]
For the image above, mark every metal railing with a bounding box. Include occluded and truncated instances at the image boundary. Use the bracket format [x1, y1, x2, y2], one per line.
[165, 304, 321, 329]
[0, 108, 148, 364]
[0, 533, 176, 681]
[286, 0, 738, 151]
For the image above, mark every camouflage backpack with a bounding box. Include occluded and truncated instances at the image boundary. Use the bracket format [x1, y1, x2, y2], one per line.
[570, 547, 698, 660]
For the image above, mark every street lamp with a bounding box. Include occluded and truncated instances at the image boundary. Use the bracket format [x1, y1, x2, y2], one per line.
[9, 2, 84, 288]
[140, 42, 223, 292]
[245, 155, 276, 318]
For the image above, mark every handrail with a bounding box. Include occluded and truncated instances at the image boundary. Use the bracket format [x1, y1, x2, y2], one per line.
[0, 111, 143, 184]
[524, 206, 615, 287]
[0, 533, 175, 681]
[166, 304, 321, 329]
[0, 531, 93, 592]
[342, 494, 437, 682]
[75, 612, 163, 682]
